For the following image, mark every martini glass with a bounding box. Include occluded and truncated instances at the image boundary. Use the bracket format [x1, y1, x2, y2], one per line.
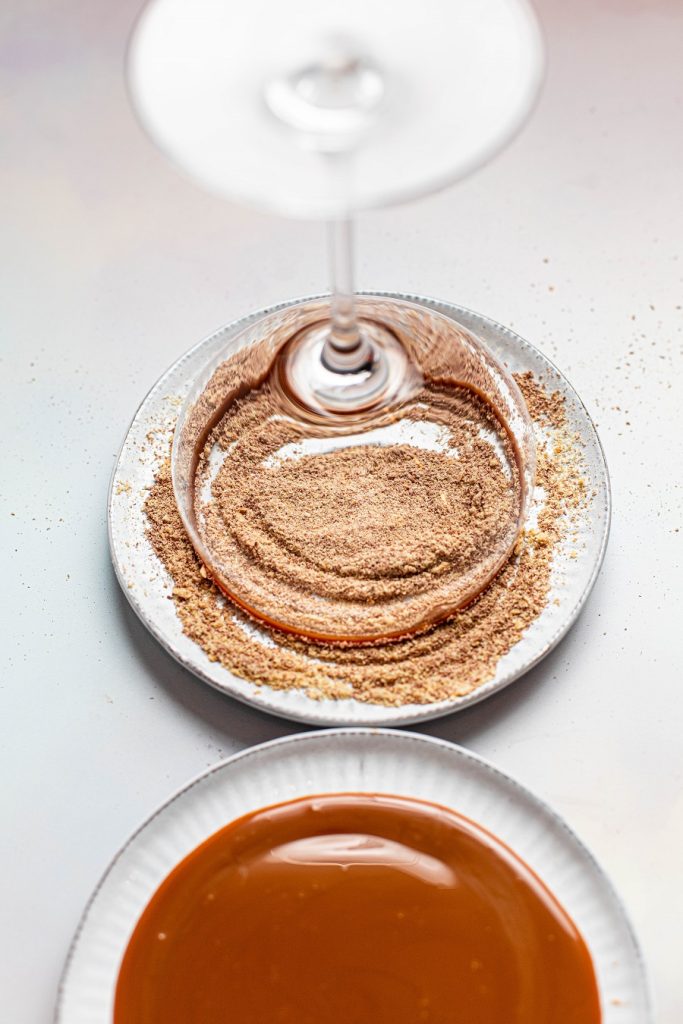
[127, 0, 543, 643]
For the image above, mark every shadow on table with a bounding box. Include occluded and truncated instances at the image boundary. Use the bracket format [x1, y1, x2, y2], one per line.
[412, 637, 570, 748]
[113, 560, 579, 751]
[113, 575, 304, 748]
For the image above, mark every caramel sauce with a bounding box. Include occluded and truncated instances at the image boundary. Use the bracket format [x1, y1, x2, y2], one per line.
[115, 794, 601, 1023]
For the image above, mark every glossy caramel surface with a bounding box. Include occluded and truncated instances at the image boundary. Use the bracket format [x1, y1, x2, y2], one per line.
[115, 794, 601, 1023]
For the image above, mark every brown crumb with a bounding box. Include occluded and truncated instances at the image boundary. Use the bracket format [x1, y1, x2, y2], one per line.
[143, 372, 588, 707]
[197, 380, 522, 639]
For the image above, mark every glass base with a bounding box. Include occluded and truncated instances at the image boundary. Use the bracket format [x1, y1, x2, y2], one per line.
[278, 318, 419, 419]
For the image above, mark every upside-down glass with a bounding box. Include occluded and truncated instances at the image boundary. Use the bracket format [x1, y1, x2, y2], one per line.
[128, 0, 543, 642]
[171, 295, 536, 642]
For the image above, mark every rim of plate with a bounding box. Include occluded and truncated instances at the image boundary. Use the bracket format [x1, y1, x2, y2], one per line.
[108, 292, 611, 726]
[56, 728, 652, 1023]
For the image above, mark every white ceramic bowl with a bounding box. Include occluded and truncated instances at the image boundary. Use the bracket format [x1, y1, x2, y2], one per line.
[57, 729, 650, 1022]
[108, 294, 610, 725]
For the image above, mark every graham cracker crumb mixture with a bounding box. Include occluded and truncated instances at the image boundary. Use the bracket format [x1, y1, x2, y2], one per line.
[145, 372, 587, 706]
[196, 382, 521, 639]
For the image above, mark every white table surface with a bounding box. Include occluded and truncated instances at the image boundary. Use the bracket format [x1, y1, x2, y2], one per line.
[1, 0, 681, 1019]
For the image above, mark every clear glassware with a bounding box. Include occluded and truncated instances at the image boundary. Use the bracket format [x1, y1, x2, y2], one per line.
[171, 295, 535, 642]
[128, 0, 543, 642]
[127, 0, 543, 217]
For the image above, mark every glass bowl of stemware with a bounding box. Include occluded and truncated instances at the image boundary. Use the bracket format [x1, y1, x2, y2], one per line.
[171, 293, 536, 645]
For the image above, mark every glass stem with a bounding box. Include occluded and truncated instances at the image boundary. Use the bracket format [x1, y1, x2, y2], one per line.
[323, 218, 371, 372]
[328, 218, 359, 350]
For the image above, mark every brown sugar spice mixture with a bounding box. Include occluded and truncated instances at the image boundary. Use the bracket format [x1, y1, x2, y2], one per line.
[145, 373, 586, 706]
[195, 380, 522, 640]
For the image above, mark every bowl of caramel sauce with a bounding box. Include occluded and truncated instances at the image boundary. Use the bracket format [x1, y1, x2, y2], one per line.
[116, 792, 600, 1023]
[57, 731, 652, 1023]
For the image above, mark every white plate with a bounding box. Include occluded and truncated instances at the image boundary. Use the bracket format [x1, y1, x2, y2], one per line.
[108, 293, 610, 726]
[57, 729, 651, 1022]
